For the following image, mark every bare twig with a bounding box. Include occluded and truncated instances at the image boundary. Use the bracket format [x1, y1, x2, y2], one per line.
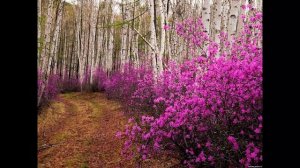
[97, 10, 148, 29]
[38, 143, 61, 151]
[133, 27, 156, 53]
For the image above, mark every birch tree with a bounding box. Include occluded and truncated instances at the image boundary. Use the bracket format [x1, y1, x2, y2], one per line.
[38, 0, 54, 106]
[157, 0, 165, 74]
[221, 0, 230, 34]
[256, 0, 262, 11]
[228, 0, 241, 41]
[202, 0, 211, 37]
[38, 0, 42, 59]
[62, 31, 67, 80]
[165, 0, 172, 62]
[212, 0, 223, 57]
[132, 1, 140, 68]
[75, 0, 87, 91]
[95, 2, 104, 71]
[237, 0, 246, 35]
[106, 0, 115, 73]
[49, 0, 65, 75]
[120, 0, 129, 72]
[149, 0, 158, 79]
[89, 0, 99, 84]
[37, 0, 255, 98]
[201, 0, 211, 55]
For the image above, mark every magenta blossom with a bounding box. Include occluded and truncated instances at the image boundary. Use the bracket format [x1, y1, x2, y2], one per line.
[163, 24, 170, 30]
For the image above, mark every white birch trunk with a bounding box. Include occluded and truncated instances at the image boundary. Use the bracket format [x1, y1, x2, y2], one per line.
[96, 6, 104, 68]
[195, 0, 203, 17]
[38, 0, 42, 60]
[106, 2, 114, 73]
[201, 0, 211, 55]
[96, 27, 103, 69]
[52, 26, 61, 75]
[237, 0, 246, 36]
[157, 0, 165, 75]
[78, 0, 86, 91]
[132, 3, 140, 68]
[94, 1, 102, 70]
[103, 25, 109, 70]
[127, 22, 132, 66]
[220, 0, 230, 54]
[202, 0, 211, 36]
[89, 0, 99, 84]
[40, 0, 54, 73]
[38, 0, 54, 106]
[212, 0, 223, 57]
[120, 1, 128, 72]
[50, 0, 65, 75]
[228, 0, 241, 41]
[149, 0, 158, 79]
[62, 33, 67, 81]
[209, 0, 216, 39]
[221, 0, 230, 34]
[257, 0, 262, 11]
[165, 0, 172, 62]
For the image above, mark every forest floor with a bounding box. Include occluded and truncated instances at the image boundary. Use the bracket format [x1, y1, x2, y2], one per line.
[38, 92, 179, 168]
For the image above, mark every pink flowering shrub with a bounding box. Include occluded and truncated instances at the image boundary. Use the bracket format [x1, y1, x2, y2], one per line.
[104, 64, 157, 115]
[61, 76, 80, 93]
[117, 11, 262, 167]
[38, 70, 80, 108]
[128, 68, 156, 116]
[105, 64, 140, 106]
[92, 67, 107, 91]
[45, 74, 61, 100]
[104, 71, 124, 99]
[38, 71, 61, 108]
[175, 17, 210, 57]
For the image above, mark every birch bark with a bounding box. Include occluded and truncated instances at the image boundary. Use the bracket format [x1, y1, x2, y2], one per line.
[237, 0, 246, 36]
[149, 0, 158, 79]
[38, 0, 54, 106]
[212, 0, 223, 57]
[228, 0, 241, 41]
[120, 0, 128, 72]
[38, 0, 42, 60]
[49, 0, 65, 75]
[157, 0, 165, 75]
[201, 0, 211, 55]
[106, 0, 114, 73]
[89, 0, 99, 84]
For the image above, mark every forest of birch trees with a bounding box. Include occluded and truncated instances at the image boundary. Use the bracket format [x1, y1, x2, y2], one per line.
[38, 0, 262, 106]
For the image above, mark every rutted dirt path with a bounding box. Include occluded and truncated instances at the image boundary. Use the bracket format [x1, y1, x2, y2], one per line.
[38, 92, 177, 168]
[38, 93, 133, 168]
